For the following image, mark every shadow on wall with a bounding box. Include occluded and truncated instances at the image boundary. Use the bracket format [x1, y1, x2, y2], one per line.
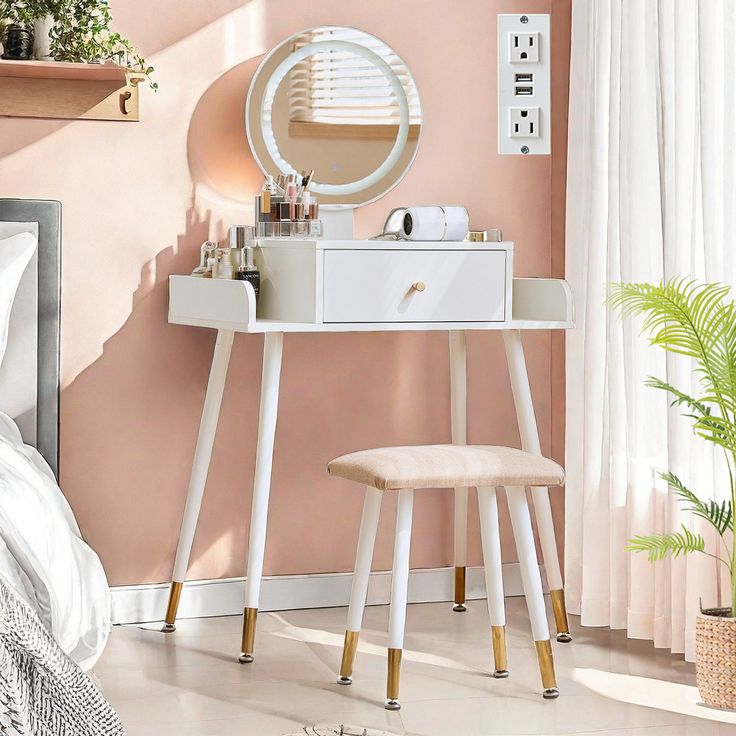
[53, 0, 552, 587]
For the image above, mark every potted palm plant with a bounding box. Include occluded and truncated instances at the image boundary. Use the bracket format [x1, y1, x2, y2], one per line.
[608, 279, 736, 709]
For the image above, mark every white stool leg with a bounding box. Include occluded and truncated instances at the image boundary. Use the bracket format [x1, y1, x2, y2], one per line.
[506, 485, 558, 699]
[477, 486, 508, 678]
[338, 486, 383, 685]
[503, 330, 570, 642]
[164, 329, 234, 632]
[450, 330, 468, 611]
[386, 489, 414, 711]
[240, 332, 283, 663]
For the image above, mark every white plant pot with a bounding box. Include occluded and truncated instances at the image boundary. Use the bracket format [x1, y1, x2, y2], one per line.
[33, 15, 53, 61]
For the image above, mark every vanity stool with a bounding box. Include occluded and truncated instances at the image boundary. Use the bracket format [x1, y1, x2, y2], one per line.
[327, 444, 565, 710]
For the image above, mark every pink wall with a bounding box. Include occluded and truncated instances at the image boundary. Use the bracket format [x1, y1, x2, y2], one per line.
[0, 0, 569, 586]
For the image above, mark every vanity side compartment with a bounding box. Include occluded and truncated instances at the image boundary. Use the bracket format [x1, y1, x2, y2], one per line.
[256, 241, 323, 323]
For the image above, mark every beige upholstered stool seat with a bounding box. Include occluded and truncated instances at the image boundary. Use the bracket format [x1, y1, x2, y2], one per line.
[328, 444, 565, 492]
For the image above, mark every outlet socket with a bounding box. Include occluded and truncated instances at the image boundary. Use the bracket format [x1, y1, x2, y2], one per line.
[498, 14, 550, 155]
[509, 32, 540, 63]
[509, 107, 540, 138]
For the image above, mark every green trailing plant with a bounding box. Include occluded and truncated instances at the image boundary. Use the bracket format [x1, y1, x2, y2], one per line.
[608, 278, 736, 614]
[0, 0, 156, 89]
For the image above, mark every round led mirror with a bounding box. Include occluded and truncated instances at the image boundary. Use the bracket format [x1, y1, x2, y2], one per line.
[246, 26, 422, 207]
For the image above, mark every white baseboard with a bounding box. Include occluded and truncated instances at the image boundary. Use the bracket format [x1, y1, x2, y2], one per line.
[111, 563, 546, 625]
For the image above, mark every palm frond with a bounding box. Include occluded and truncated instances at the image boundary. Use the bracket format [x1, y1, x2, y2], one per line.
[626, 524, 706, 562]
[607, 279, 733, 360]
[608, 279, 736, 453]
[660, 471, 733, 536]
[644, 376, 710, 416]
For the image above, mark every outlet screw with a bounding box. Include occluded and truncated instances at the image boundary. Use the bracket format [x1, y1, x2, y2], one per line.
[521, 146, 530, 154]
[520, 15, 529, 23]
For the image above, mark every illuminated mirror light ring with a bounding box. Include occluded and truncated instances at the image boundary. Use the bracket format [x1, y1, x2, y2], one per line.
[260, 40, 410, 197]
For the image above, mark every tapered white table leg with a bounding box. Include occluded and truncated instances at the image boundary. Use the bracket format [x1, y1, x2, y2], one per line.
[163, 329, 235, 632]
[449, 330, 468, 611]
[502, 330, 570, 642]
[338, 486, 383, 685]
[240, 332, 284, 663]
[477, 486, 508, 678]
[506, 485, 558, 698]
[386, 489, 414, 711]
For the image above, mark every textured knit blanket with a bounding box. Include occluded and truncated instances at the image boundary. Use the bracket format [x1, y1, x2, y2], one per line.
[0, 578, 124, 736]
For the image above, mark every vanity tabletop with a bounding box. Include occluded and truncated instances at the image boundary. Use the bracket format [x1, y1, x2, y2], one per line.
[168, 276, 574, 334]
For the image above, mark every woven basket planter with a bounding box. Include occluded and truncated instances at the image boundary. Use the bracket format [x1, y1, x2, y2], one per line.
[696, 607, 736, 709]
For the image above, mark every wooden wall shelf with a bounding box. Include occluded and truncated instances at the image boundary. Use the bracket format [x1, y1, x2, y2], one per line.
[0, 60, 144, 122]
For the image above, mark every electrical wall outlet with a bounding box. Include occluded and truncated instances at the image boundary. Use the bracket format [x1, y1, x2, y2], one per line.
[509, 32, 539, 63]
[509, 107, 540, 138]
[498, 14, 550, 155]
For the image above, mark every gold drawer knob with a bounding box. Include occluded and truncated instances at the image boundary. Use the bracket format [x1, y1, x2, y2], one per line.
[412, 281, 426, 292]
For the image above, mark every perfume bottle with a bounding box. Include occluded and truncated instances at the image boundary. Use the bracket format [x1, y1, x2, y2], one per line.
[215, 250, 234, 280]
[192, 240, 217, 277]
[236, 245, 260, 304]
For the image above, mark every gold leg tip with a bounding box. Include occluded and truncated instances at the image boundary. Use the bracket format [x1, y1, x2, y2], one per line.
[543, 688, 560, 699]
[493, 669, 509, 679]
[385, 700, 401, 711]
[453, 603, 467, 612]
[556, 632, 572, 643]
[238, 653, 254, 664]
[161, 623, 176, 633]
[337, 676, 352, 685]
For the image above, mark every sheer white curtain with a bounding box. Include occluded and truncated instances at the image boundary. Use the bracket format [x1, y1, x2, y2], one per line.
[565, 0, 736, 660]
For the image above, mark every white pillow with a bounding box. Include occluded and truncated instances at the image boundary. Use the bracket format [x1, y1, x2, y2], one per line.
[0, 232, 37, 368]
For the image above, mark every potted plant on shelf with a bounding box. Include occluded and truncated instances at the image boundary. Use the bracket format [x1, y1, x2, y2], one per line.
[608, 279, 736, 710]
[0, 0, 155, 87]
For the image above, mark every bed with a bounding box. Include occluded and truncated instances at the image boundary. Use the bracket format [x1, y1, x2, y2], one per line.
[0, 199, 123, 735]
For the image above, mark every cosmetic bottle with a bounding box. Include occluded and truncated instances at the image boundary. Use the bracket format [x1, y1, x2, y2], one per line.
[204, 256, 216, 278]
[192, 240, 217, 276]
[260, 175, 275, 222]
[286, 180, 298, 221]
[236, 246, 260, 304]
[230, 225, 255, 269]
[308, 196, 319, 221]
[215, 251, 234, 280]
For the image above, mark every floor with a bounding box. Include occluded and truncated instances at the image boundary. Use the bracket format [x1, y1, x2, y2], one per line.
[95, 597, 736, 736]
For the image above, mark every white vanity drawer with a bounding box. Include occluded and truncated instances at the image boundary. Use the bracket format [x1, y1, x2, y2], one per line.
[322, 249, 507, 323]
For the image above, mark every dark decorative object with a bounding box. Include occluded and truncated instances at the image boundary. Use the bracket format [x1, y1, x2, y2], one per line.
[2, 24, 34, 60]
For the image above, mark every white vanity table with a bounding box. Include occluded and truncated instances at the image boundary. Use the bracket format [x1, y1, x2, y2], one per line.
[164, 237, 574, 661]
[162, 22, 573, 662]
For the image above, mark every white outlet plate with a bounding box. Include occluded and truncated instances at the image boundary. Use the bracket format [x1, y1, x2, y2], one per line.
[498, 14, 550, 155]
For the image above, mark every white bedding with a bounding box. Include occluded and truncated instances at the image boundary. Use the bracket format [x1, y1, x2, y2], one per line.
[0, 411, 111, 671]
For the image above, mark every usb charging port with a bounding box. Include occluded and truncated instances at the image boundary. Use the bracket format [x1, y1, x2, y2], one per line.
[515, 86, 534, 96]
[515, 73, 534, 83]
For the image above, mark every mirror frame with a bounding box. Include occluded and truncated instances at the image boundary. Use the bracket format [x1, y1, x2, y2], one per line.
[245, 26, 422, 208]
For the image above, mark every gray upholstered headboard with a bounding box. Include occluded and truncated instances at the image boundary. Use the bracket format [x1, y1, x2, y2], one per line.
[0, 199, 61, 478]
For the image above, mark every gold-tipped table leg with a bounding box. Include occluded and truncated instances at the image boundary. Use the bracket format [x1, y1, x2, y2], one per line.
[550, 588, 572, 642]
[386, 648, 402, 710]
[491, 625, 509, 678]
[162, 581, 183, 633]
[535, 639, 559, 699]
[239, 607, 258, 663]
[453, 566, 467, 612]
[338, 630, 359, 684]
